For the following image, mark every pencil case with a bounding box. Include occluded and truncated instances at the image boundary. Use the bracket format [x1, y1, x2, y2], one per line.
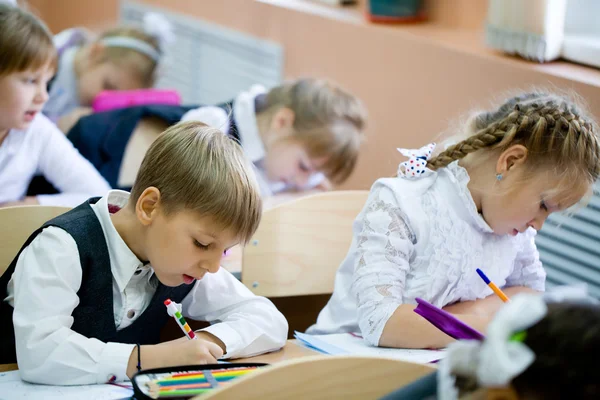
[131, 363, 268, 399]
[92, 89, 181, 113]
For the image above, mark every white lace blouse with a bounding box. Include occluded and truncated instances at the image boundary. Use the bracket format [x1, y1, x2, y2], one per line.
[307, 161, 546, 345]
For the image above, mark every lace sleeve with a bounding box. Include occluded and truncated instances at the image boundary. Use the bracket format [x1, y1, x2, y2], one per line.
[350, 181, 417, 346]
[506, 228, 546, 291]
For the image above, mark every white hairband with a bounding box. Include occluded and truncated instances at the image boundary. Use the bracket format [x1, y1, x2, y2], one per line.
[100, 37, 161, 61]
[100, 12, 174, 63]
[438, 285, 598, 400]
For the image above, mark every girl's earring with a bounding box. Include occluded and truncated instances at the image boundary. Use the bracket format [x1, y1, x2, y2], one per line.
[496, 173, 503, 181]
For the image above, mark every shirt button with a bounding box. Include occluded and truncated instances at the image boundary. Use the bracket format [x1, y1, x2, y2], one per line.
[127, 310, 136, 319]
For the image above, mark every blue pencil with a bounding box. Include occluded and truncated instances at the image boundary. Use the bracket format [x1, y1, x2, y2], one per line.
[476, 268, 510, 302]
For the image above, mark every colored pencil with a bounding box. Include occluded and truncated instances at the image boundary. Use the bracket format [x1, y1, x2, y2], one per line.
[171, 366, 256, 378]
[157, 375, 239, 386]
[476, 268, 510, 302]
[159, 370, 254, 383]
[159, 382, 212, 390]
[150, 388, 211, 398]
[147, 366, 261, 398]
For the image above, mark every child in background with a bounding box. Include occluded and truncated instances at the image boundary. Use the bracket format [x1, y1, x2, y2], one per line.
[60, 78, 366, 196]
[308, 91, 600, 350]
[181, 79, 367, 195]
[43, 12, 173, 124]
[0, 4, 110, 207]
[438, 292, 600, 400]
[0, 122, 288, 384]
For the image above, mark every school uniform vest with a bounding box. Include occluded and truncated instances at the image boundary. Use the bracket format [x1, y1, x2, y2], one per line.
[0, 198, 194, 364]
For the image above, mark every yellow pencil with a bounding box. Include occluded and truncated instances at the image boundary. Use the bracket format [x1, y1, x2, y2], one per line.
[476, 268, 510, 302]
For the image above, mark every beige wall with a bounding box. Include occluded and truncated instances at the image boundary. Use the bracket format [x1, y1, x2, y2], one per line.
[27, 0, 119, 32]
[27, 0, 600, 190]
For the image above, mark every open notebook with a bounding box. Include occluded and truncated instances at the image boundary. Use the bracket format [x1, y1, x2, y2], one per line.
[294, 332, 445, 364]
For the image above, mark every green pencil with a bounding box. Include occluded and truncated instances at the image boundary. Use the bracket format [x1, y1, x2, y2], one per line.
[157, 388, 211, 398]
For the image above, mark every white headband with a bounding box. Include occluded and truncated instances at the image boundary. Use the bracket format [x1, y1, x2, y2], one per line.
[438, 285, 598, 400]
[100, 37, 161, 62]
[101, 12, 174, 63]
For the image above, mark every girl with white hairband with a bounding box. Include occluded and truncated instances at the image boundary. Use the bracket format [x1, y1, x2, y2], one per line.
[43, 12, 173, 123]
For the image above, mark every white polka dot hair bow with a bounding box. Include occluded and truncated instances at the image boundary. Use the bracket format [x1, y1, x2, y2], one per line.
[397, 142, 436, 178]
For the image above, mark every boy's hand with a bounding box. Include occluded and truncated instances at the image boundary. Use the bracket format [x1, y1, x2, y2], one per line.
[174, 337, 224, 364]
[127, 337, 224, 378]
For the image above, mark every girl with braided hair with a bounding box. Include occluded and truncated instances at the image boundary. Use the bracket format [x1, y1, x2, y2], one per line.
[307, 91, 600, 349]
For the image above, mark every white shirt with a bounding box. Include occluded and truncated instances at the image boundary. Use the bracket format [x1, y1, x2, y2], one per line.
[307, 161, 546, 346]
[5, 190, 288, 385]
[180, 85, 325, 196]
[43, 29, 89, 122]
[0, 113, 111, 206]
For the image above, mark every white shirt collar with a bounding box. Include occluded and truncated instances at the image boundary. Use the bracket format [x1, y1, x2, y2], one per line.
[44, 47, 81, 119]
[442, 161, 494, 233]
[91, 190, 151, 292]
[233, 84, 267, 162]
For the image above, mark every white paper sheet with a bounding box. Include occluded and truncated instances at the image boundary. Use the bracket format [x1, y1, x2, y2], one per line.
[0, 371, 132, 400]
[294, 332, 445, 364]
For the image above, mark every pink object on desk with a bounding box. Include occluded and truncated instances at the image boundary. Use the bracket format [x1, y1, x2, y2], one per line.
[414, 297, 485, 341]
[92, 89, 181, 112]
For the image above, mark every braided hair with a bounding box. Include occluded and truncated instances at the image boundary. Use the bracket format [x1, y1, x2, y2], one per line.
[429, 92, 600, 185]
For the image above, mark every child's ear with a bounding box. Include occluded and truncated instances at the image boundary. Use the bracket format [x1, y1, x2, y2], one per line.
[270, 107, 295, 134]
[136, 187, 161, 226]
[496, 144, 528, 176]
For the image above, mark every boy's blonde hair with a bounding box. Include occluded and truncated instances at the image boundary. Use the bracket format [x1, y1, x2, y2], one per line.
[0, 4, 57, 76]
[429, 91, 600, 202]
[131, 122, 263, 244]
[96, 27, 161, 87]
[261, 78, 367, 184]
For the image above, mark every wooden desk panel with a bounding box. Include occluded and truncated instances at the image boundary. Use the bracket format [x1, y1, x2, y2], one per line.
[233, 340, 317, 364]
[0, 363, 17, 372]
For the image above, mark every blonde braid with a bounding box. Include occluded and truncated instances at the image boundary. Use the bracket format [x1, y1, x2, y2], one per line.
[428, 107, 521, 170]
[429, 93, 600, 182]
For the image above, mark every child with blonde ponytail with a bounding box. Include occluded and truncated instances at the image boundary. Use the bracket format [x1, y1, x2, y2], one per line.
[308, 91, 600, 349]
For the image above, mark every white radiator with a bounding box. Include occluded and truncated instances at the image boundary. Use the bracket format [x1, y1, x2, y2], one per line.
[120, 1, 284, 105]
[537, 183, 600, 298]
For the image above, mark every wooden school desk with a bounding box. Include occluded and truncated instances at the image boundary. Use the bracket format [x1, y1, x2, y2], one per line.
[0, 340, 318, 373]
[219, 190, 325, 280]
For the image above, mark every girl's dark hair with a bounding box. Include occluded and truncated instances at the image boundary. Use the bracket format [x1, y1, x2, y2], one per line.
[512, 302, 600, 399]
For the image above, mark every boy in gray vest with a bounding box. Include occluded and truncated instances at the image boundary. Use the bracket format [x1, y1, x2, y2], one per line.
[1, 122, 288, 384]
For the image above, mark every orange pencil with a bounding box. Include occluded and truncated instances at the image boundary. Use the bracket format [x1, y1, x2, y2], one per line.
[476, 268, 510, 302]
